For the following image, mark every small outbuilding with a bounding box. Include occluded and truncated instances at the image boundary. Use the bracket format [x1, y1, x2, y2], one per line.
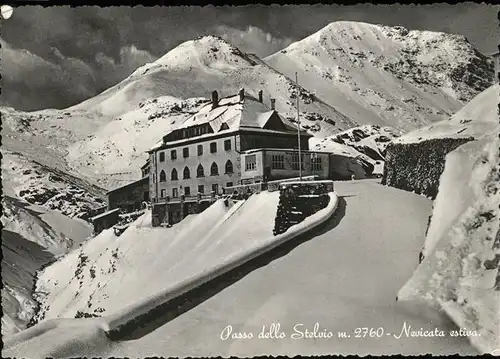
[107, 176, 149, 213]
[91, 208, 120, 234]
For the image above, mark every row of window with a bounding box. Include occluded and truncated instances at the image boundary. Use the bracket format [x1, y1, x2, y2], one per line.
[245, 154, 322, 172]
[159, 182, 234, 198]
[158, 140, 232, 162]
[158, 161, 234, 182]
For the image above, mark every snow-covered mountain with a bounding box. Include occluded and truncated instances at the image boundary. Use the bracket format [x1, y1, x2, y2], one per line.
[69, 35, 356, 132]
[395, 83, 499, 144]
[2, 24, 493, 189]
[1, 35, 360, 189]
[265, 21, 493, 132]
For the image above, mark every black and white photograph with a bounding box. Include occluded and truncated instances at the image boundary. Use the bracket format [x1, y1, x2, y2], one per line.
[1, 2, 499, 357]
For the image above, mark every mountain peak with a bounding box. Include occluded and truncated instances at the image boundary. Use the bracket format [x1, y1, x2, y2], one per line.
[152, 34, 253, 70]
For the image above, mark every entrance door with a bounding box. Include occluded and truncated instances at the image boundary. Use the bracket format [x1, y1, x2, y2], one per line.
[264, 166, 271, 181]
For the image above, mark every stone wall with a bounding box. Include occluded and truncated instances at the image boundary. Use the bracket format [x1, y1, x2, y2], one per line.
[382, 137, 474, 199]
[273, 181, 333, 235]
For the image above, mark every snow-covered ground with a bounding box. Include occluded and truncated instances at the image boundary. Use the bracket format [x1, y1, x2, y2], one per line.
[398, 133, 500, 354]
[3, 180, 479, 357]
[31, 192, 284, 322]
[265, 21, 492, 132]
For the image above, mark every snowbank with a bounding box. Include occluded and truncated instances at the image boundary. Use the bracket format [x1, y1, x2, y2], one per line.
[29, 191, 337, 322]
[107, 191, 338, 332]
[398, 134, 500, 354]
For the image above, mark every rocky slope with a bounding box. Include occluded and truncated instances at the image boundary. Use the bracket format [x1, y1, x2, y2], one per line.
[265, 21, 493, 132]
[1, 150, 106, 337]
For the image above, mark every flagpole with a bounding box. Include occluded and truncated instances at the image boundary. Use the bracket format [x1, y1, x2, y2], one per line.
[296, 72, 302, 181]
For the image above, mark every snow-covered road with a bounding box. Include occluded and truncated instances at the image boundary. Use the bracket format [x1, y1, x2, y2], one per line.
[103, 179, 476, 357]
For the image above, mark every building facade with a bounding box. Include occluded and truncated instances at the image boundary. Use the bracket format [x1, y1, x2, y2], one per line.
[240, 148, 330, 184]
[148, 89, 311, 226]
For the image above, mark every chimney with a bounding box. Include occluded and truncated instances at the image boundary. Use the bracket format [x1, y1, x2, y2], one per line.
[258, 90, 263, 103]
[211, 90, 219, 109]
[239, 88, 245, 102]
[270, 98, 276, 110]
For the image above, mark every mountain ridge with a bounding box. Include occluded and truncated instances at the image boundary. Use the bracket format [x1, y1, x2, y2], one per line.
[265, 21, 493, 131]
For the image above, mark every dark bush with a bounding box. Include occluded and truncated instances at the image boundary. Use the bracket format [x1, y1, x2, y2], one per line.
[382, 137, 474, 199]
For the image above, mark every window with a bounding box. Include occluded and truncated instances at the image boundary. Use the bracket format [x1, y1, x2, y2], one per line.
[225, 160, 233, 174]
[171, 168, 178, 180]
[224, 139, 231, 151]
[152, 174, 156, 183]
[212, 183, 219, 194]
[171, 150, 177, 160]
[183, 147, 189, 158]
[196, 164, 204, 177]
[226, 182, 233, 188]
[197, 144, 203, 156]
[311, 155, 323, 171]
[245, 155, 256, 171]
[198, 185, 204, 194]
[172, 188, 178, 198]
[160, 189, 166, 198]
[210, 142, 217, 153]
[184, 186, 191, 196]
[159, 170, 166, 182]
[220, 123, 229, 131]
[159, 152, 165, 162]
[210, 162, 219, 176]
[271, 154, 285, 170]
[183, 166, 190, 179]
[291, 153, 304, 171]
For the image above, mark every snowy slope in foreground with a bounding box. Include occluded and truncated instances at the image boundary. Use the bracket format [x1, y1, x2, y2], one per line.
[33, 192, 280, 322]
[395, 84, 499, 144]
[398, 134, 500, 354]
[265, 21, 493, 132]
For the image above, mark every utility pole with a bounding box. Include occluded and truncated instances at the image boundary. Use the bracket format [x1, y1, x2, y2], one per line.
[295, 72, 302, 181]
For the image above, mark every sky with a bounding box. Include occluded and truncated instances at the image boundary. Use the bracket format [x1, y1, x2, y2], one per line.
[1, 3, 498, 111]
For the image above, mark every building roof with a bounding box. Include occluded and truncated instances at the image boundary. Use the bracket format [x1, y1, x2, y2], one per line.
[106, 176, 149, 195]
[91, 208, 120, 222]
[140, 159, 150, 169]
[149, 92, 308, 152]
